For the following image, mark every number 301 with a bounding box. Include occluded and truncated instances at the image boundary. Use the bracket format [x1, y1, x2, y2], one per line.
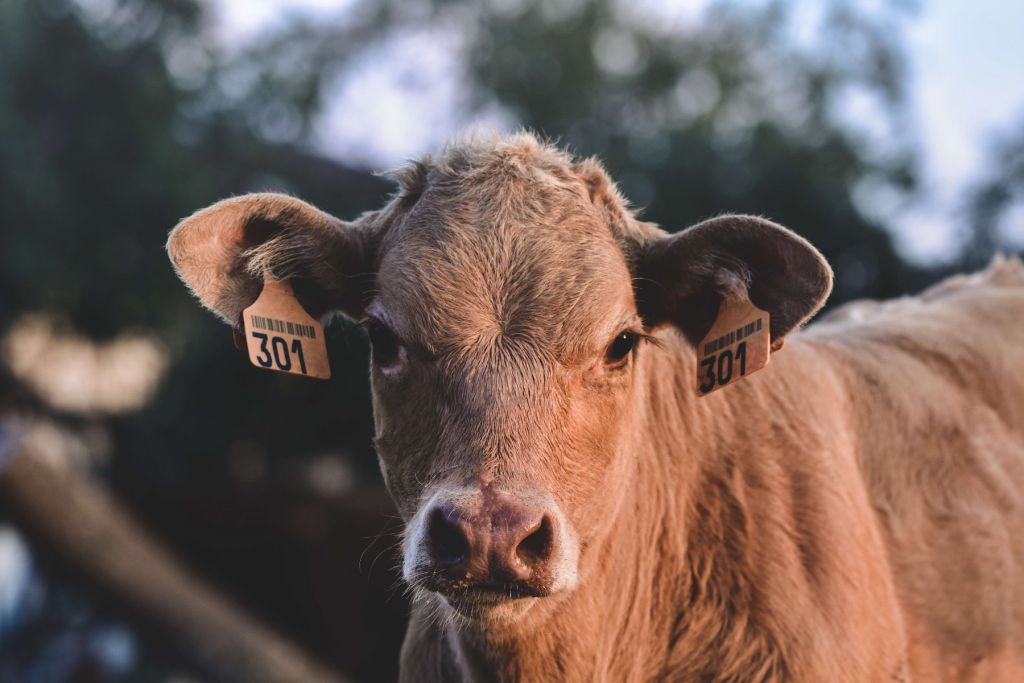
[252, 332, 308, 374]
[698, 341, 748, 394]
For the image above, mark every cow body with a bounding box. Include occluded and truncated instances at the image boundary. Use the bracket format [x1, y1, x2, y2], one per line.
[816, 262, 1024, 681]
[166, 133, 1024, 682]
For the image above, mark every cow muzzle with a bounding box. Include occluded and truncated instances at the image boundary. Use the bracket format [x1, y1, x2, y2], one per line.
[404, 485, 578, 610]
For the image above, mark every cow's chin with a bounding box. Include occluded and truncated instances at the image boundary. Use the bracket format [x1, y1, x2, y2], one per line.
[405, 555, 581, 631]
[408, 577, 562, 629]
[439, 588, 541, 625]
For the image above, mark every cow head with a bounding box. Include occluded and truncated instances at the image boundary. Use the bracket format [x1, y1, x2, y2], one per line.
[167, 134, 831, 631]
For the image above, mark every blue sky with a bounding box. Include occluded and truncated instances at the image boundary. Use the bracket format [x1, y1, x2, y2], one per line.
[211, 0, 1024, 264]
[900, 0, 1024, 261]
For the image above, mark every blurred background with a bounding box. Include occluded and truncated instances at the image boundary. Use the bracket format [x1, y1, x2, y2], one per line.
[1, 0, 1023, 680]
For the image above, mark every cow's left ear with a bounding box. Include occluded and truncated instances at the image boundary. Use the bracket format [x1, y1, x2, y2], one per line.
[634, 215, 832, 345]
[166, 193, 379, 326]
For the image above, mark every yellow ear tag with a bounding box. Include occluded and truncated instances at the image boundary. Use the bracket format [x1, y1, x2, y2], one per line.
[242, 275, 331, 380]
[696, 297, 770, 396]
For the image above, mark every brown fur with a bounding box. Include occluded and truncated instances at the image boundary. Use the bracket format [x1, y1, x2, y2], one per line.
[167, 132, 1024, 682]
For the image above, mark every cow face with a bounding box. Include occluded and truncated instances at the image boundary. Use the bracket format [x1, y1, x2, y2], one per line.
[366, 157, 651, 626]
[167, 134, 831, 631]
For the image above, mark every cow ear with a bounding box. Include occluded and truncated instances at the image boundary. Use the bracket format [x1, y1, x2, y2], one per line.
[634, 215, 832, 346]
[166, 193, 377, 325]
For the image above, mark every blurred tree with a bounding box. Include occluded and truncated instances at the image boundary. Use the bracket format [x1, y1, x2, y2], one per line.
[473, 0, 929, 301]
[0, 0, 393, 480]
[0, 0, 391, 339]
[473, 0, 927, 302]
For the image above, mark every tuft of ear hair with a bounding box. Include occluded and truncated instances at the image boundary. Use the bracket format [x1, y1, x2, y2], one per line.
[634, 214, 833, 346]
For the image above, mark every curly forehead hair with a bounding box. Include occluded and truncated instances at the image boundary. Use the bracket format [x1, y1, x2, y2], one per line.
[385, 131, 640, 236]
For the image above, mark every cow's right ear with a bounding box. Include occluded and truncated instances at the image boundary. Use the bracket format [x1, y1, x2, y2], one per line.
[166, 193, 377, 325]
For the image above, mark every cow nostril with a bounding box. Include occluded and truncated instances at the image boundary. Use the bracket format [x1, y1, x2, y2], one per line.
[516, 515, 554, 565]
[426, 507, 469, 566]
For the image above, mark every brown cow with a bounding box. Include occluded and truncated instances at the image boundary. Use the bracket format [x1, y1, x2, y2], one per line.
[167, 132, 1024, 682]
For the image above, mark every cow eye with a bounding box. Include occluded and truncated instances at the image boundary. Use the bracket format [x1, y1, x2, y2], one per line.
[605, 331, 638, 365]
[368, 320, 401, 367]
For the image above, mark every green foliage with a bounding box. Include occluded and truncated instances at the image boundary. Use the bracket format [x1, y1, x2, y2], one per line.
[0, 0, 392, 490]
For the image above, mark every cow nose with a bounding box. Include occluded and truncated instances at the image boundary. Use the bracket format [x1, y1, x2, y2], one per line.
[424, 495, 555, 584]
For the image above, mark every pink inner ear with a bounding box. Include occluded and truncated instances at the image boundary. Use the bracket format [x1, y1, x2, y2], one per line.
[169, 192, 379, 326]
[168, 195, 298, 325]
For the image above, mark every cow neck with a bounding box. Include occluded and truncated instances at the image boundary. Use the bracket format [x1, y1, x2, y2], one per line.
[632, 335, 794, 679]
[643, 335, 903, 681]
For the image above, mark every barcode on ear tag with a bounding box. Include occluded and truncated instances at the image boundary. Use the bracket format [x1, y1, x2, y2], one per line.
[696, 298, 770, 396]
[242, 278, 331, 380]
